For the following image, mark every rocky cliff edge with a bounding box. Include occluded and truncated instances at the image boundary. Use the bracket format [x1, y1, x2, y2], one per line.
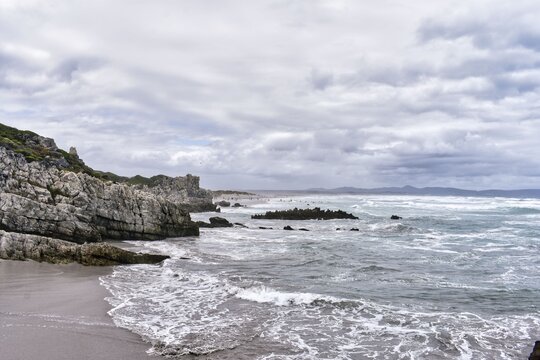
[0, 123, 213, 264]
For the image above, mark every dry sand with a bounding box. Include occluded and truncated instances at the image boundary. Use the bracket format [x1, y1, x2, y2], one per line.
[0, 259, 159, 360]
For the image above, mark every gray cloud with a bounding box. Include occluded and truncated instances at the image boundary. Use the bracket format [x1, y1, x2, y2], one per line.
[1, 0, 540, 189]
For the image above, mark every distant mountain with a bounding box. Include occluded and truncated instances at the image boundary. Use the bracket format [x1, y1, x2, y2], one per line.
[302, 186, 540, 198]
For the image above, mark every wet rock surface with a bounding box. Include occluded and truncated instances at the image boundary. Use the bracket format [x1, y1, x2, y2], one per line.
[196, 217, 234, 228]
[252, 207, 359, 220]
[530, 341, 540, 360]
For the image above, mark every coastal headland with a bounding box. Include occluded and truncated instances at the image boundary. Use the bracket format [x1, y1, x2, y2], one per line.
[0, 122, 215, 265]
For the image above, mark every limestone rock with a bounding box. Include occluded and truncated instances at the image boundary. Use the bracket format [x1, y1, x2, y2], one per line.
[0, 147, 198, 243]
[0, 230, 168, 266]
[135, 174, 216, 212]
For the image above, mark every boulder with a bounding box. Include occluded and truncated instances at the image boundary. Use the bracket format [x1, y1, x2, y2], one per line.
[232, 203, 243, 207]
[390, 215, 402, 220]
[283, 225, 294, 230]
[350, 228, 359, 231]
[216, 200, 231, 207]
[530, 341, 540, 360]
[196, 217, 233, 228]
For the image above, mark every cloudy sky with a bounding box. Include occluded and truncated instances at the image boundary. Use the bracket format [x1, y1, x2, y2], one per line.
[1, 0, 540, 189]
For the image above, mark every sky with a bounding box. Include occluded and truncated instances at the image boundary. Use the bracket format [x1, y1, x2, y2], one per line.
[1, 0, 540, 190]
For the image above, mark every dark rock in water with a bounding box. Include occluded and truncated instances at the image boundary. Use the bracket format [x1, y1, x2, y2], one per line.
[283, 225, 294, 230]
[232, 203, 243, 207]
[216, 200, 231, 207]
[350, 228, 359, 231]
[234, 222, 248, 228]
[390, 215, 402, 220]
[336, 228, 342, 230]
[259, 226, 272, 229]
[0, 230, 169, 266]
[298, 228, 309, 231]
[196, 217, 233, 228]
[209, 217, 233, 227]
[216, 207, 221, 213]
[530, 341, 540, 360]
[252, 207, 358, 220]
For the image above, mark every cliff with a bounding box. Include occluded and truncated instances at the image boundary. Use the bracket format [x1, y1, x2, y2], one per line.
[0, 123, 213, 264]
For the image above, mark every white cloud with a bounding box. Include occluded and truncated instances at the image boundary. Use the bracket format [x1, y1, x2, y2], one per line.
[1, 0, 540, 189]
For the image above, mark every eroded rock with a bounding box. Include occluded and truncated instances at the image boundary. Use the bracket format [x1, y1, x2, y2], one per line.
[0, 230, 168, 266]
[0, 145, 199, 243]
[196, 217, 233, 228]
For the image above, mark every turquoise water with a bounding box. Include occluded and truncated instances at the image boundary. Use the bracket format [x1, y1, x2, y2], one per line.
[101, 195, 540, 359]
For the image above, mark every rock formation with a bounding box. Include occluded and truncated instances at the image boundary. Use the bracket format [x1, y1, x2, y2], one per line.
[0, 123, 219, 264]
[134, 174, 216, 212]
[530, 341, 540, 360]
[252, 207, 359, 220]
[0, 147, 199, 243]
[216, 200, 231, 207]
[196, 217, 233, 228]
[0, 230, 168, 265]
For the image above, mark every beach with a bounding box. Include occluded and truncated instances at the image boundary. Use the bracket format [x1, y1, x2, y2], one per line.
[0, 259, 157, 360]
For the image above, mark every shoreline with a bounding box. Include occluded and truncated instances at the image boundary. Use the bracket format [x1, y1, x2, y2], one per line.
[0, 259, 159, 360]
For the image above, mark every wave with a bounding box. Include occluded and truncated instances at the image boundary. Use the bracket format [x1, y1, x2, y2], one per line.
[234, 285, 366, 311]
[369, 222, 417, 233]
[504, 207, 540, 215]
[235, 286, 332, 307]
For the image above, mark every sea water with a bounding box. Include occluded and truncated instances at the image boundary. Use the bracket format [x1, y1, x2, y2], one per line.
[99, 195, 540, 359]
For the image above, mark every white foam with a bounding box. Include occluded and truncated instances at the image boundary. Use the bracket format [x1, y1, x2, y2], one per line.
[235, 286, 326, 307]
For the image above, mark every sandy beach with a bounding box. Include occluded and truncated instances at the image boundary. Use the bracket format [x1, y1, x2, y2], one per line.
[0, 260, 158, 360]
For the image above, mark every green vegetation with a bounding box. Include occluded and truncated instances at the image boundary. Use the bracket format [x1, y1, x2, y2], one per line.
[0, 123, 52, 162]
[0, 122, 175, 186]
[47, 185, 70, 203]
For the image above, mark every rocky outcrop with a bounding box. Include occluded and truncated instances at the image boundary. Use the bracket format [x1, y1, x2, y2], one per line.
[530, 341, 540, 360]
[136, 174, 216, 212]
[216, 200, 231, 207]
[252, 207, 359, 220]
[0, 230, 168, 265]
[196, 217, 233, 228]
[0, 142, 198, 244]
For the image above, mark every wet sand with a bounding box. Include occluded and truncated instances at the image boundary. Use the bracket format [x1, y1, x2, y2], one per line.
[0, 260, 159, 360]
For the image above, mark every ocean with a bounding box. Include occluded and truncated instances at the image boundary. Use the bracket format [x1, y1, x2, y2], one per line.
[100, 194, 540, 359]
